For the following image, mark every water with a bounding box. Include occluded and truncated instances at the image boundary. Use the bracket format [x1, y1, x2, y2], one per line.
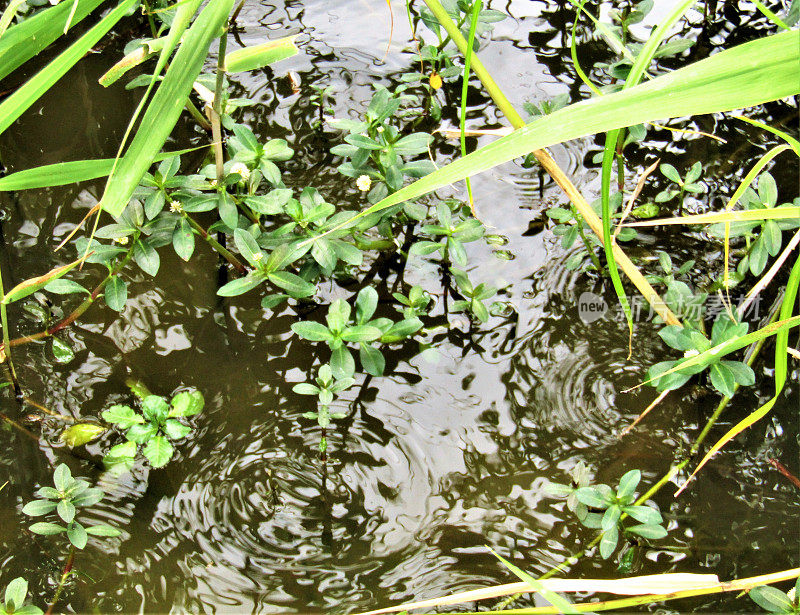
[0, 1, 798, 612]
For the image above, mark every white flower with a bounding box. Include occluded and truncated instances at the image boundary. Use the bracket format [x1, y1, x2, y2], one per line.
[376, 126, 384, 133]
[230, 162, 251, 182]
[113, 236, 129, 246]
[209, 179, 219, 189]
[252, 252, 264, 263]
[170, 200, 183, 213]
[356, 175, 372, 192]
[683, 348, 700, 358]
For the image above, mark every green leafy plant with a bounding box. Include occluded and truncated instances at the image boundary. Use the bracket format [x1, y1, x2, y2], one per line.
[0, 578, 41, 615]
[102, 391, 204, 470]
[294, 364, 352, 453]
[449, 268, 496, 323]
[655, 161, 705, 207]
[410, 202, 485, 267]
[645, 251, 706, 325]
[392, 285, 432, 318]
[22, 464, 120, 549]
[547, 469, 668, 559]
[650, 314, 755, 397]
[291, 287, 422, 378]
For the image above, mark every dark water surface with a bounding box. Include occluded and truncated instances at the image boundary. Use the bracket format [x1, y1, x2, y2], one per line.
[0, 1, 798, 613]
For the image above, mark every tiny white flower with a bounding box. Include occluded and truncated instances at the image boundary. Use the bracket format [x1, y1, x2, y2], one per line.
[253, 252, 264, 262]
[683, 348, 700, 358]
[376, 126, 384, 133]
[170, 200, 183, 213]
[113, 236, 129, 246]
[231, 162, 251, 182]
[356, 175, 372, 192]
[209, 179, 219, 189]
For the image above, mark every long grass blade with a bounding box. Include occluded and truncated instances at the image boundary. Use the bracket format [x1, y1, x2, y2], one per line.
[100, 0, 234, 218]
[0, 0, 104, 81]
[624, 205, 800, 227]
[223, 35, 298, 73]
[0, 0, 136, 138]
[0, 147, 209, 191]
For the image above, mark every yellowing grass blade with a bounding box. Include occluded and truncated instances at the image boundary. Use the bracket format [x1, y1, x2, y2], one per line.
[99, 0, 234, 218]
[623, 206, 800, 227]
[223, 35, 299, 73]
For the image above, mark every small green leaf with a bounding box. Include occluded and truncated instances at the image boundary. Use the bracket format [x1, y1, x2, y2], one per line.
[102, 405, 144, 429]
[70, 487, 103, 508]
[626, 523, 668, 539]
[749, 586, 794, 613]
[599, 526, 619, 559]
[104, 275, 127, 312]
[51, 337, 75, 363]
[267, 271, 316, 297]
[143, 435, 173, 468]
[359, 344, 385, 376]
[29, 522, 66, 535]
[60, 423, 106, 447]
[4, 578, 27, 612]
[217, 273, 264, 297]
[53, 464, 72, 492]
[67, 522, 88, 549]
[574, 487, 611, 509]
[57, 500, 76, 524]
[85, 524, 121, 537]
[330, 345, 355, 379]
[163, 419, 191, 440]
[169, 390, 204, 417]
[21, 500, 58, 517]
[172, 218, 195, 261]
[44, 279, 89, 295]
[291, 321, 334, 342]
[126, 422, 158, 444]
[616, 469, 641, 498]
[622, 504, 662, 525]
[133, 239, 160, 276]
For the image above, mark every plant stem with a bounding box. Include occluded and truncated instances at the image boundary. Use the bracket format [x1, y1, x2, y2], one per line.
[0, 264, 21, 397]
[45, 546, 76, 615]
[182, 213, 247, 274]
[1, 249, 133, 352]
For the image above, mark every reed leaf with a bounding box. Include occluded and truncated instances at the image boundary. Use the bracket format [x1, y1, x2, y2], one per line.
[0, 147, 209, 192]
[624, 206, 800, 227]
[318, 29, 799, 239]
[99, 0, 234, 218]
[0, 0, 136, 138]
[224, 35, 299, 73]
[0, 0, 104, 81]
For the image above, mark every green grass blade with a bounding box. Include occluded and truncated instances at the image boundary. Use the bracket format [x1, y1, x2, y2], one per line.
[459, 0, 481, 210]
[315, 29, 799, 239]
[624, 205, 800, 227]
[598, 0, 697, 338]
[100, 0, 234, 218]
[0, 147, 208, 191]
[0, 0, 136, 138]
[677, 254, 800, 493]
[224, 35, 298, 73]
[0, 0, 104, 81]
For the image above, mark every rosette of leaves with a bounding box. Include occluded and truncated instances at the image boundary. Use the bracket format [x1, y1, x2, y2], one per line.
[546, 193, 637, 271]
[547, 469, 667, 559]
[293, 364, 353, 428]
[216, 228, 316, 303]
[102, 391, 204, 470]
[645, 251, 706, 326]
[749, 578, 800, 614]
[449, 268, 496, 323]
[649, 314, 755, 397]
[291, 287, 422, 378]
[655, 161, 705, 207]
[22, 464, 120, 549]
[709, 174, 800, 277]
[392, 285, 432, 318]
[331, 87, 435, 213]
[1, 578, 41, 615]
[410, 202, 485, 267]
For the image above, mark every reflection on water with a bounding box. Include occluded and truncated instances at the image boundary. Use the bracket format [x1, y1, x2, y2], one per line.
[0, 0, 797, 612]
